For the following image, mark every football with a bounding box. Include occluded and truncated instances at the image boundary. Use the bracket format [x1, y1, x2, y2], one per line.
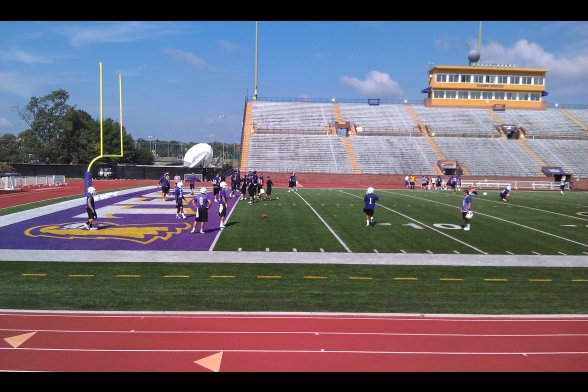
[261, 214, 269, 218]
[483, 192, 488, 196]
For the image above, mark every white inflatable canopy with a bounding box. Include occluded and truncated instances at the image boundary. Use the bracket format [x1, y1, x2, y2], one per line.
[183, 143, 213, 168]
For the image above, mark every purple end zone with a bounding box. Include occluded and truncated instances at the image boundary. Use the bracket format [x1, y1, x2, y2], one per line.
[0, 188, 238, 251]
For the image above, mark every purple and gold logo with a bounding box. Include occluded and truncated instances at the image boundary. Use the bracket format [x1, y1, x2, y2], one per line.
[25, 221, 191, 244]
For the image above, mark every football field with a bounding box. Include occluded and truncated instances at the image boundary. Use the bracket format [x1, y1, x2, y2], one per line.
[0, 186, 587, 313]
[216, 187, 588, 256]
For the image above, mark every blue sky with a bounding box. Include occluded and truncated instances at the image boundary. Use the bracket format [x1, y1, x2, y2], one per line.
[1, 21, 587, 143]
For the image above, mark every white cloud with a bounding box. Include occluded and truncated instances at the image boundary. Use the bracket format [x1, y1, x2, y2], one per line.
[481, 39, 588, 97]
[59, 22, 159, 48]
[0, 117, 12, 129]
[0, 49, 53, 64]
[162, 48, 212, 71]
[218, 40, 244, 53]
[340, 70, 404, 98]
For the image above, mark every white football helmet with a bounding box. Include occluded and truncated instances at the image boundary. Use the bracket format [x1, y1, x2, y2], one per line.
[220, 181, 227, 188]
[177, 181, 183, 188]
[465, 211, 474, 219]
[87, 186, 96, 195]
[200, 187, 207, 194]
[366, 187, 374, 194]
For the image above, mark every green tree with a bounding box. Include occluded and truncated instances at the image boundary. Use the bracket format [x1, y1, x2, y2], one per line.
[15, 89, 72, 163]
[0, 134, 23, 163]
[59, 108, 99, 164]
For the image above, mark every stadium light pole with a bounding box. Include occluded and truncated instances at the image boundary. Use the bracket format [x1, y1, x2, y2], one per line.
[254, 21, 259, 100]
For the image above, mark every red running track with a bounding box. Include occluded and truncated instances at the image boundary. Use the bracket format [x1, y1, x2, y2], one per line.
[1, 312, 587, 372]
[0, 179, 155, 210]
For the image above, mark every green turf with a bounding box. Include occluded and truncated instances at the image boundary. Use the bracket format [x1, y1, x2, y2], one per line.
[215, 188, 588, 255]
[0, 261, 586, 314]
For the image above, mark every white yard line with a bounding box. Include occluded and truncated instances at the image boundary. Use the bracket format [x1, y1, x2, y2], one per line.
[471, 195, 588, 222]
[339, 190, 487, 255]
[209, 197, 240, 251]
[386, 191, 588, 249]
[295, 191, 351, 253]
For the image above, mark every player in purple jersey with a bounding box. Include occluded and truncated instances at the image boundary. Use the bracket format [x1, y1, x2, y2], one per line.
[218, 181, 228, 229]
[84, 186, 98, 230]
[264, 176, 273, 200]
[461, 189, 473, 231]
[240, 171, 249, 201]
[191, 187, 211, 234]
[159, 172, 170, 202]
[212, 172, 221, 202]
[188, 171, 198, 195]
[230, 171, 238, 198]
[363, 187, 379, 226]
[288, 172, 297, 192]
[174, 182, 187, 219]
[499, 185, 511, 202]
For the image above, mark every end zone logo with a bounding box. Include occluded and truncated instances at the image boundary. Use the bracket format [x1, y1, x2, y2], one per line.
[25, 221, 191, 244]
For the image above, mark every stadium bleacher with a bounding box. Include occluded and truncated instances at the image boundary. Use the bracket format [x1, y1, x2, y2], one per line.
[243, 100, 587, 177]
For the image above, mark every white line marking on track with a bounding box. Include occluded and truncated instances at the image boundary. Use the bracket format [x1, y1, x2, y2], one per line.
[2, 327, 586, 337]
[532, 251, 542, 255]
[1, 347, 586, 355]
[2, 312, 587, 321]
[558, 251, 567, 256]
[295, 191, 351, 253]
[339, 190, 487, 255]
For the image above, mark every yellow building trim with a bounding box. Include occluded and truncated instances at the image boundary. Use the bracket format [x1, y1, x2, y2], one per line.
[239, 101, 253, 172]
[341, 137, 360, 174]
[559, 109, 588, 132]
[516, 139, 546, 175]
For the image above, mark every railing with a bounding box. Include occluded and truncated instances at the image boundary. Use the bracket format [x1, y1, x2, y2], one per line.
[0, 175, 66, 190]
[247, 96, 423, 105]
[549, 103, 588, 109]
[461, 180, 570, 190]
